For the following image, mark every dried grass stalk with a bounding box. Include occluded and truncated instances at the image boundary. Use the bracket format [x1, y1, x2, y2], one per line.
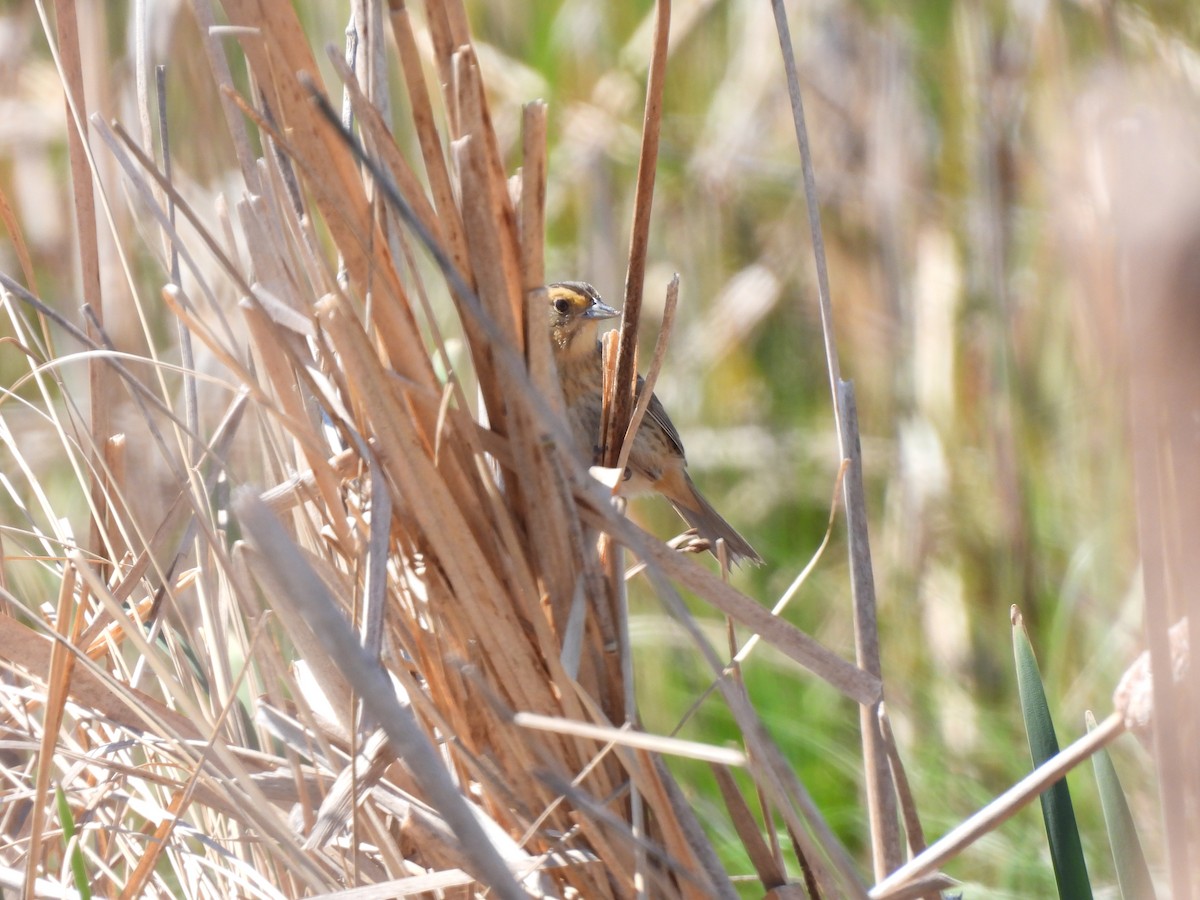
[0, 1, 894, 897]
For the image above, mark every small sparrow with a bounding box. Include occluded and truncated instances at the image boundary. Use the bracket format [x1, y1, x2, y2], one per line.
[548, 281, 762, 566]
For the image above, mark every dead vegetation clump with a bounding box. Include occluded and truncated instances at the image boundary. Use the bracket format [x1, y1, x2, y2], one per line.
[0, 2, 883, 897]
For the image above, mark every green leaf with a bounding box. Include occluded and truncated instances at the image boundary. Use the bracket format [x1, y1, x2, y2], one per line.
[55, 783, 92, 900]
[1012, 606, 1092, 899]
[1087, 711, 1155, 900]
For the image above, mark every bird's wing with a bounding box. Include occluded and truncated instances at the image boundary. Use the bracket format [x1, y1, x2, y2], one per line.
[637, 375, 686, 461]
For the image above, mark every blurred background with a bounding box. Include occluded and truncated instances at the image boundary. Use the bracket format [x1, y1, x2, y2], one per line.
[3, 0, 1195, 894]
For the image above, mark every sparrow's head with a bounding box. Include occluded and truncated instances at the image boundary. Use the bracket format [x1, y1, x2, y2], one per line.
[547, 282, 620, 357]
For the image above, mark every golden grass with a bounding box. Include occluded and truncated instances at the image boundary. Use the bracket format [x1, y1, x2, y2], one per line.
[0, 1, 877, 897]
[2, 1, 1198, 898]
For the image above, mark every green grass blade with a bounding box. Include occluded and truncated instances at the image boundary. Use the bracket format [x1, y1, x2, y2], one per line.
[1012, 606, 1092, 899]
[1086, 711, 1155, 900]
[55, 783, 92, 900]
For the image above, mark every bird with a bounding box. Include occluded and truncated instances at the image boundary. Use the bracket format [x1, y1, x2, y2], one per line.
[547, 281, 763, 566]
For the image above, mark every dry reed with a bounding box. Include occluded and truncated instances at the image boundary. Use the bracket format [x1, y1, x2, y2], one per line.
[2, 1, 1194, 898]
[0, 1, 875, 897]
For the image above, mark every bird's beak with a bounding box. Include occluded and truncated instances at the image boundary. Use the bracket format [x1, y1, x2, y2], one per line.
[583, 300, 620, 320]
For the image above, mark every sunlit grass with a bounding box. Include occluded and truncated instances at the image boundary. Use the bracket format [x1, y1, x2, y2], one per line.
[1, 0, 1191, 895]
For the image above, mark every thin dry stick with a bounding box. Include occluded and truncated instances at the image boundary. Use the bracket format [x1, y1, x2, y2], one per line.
[647, 754, 742, 900]
[45, 0, 110, 581]
[609, 276, 682, 882]
[874, 875, 960, 900]
[519, 102, 548, 297]
[771, 0, 900, 877]
[880, 706, 940, 900]
[613, 545, 642, 899]
[614, 275, 679, 482]
[133, 0, 156, 205]
[710, 764, 786, 888]
[155, 67, 198, 454]
[869, 712, 1126, 899]
[513, 713, 745, 767]
[839, 381, 901, 873]
[603, 0, 670, 466]
[23, 565, 80, 898]
[877, 704, 927, 857]
[386, 0, 469, 278]
[452, 49, 524, 359]
[190, 0, 262, 193]
[768, 0, 840, 401]
[337, 10, 360, 295]
[515, 99, 586, 631]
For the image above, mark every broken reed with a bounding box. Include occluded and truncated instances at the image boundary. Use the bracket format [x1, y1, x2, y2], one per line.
[0, 1, 915, 897]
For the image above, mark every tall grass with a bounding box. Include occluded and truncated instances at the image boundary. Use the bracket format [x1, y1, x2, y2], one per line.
[1, 0, 1198, 897]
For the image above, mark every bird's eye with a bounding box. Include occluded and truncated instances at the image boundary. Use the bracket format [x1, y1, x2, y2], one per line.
[554, 297, 571, 314]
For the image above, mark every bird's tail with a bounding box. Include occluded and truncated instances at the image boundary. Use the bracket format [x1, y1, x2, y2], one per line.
[669, 472, 763, 567]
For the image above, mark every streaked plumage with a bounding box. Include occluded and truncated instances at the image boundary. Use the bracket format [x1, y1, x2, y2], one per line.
[548, 281, 763, 566]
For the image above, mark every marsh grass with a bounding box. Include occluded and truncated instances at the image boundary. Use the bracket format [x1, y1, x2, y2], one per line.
[1, 0, 1198, 898]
